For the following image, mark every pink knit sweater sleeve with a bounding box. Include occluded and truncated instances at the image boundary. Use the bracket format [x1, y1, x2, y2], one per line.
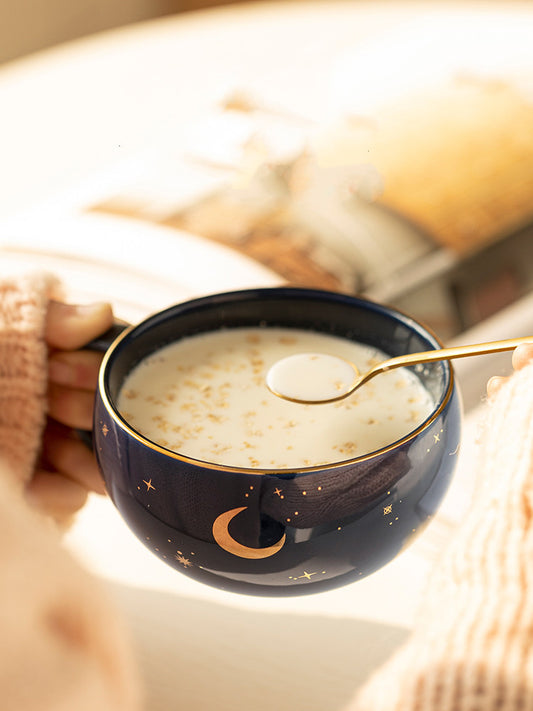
[0, 273, 142, 710]
[347, 360, 533, 711]
[0, 273, 53, 487]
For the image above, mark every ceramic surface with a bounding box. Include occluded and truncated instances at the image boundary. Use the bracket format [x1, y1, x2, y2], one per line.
[94, 287, 461, 595]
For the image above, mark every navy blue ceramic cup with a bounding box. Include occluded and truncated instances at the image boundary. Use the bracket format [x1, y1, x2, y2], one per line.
[94, 287, 461, 596]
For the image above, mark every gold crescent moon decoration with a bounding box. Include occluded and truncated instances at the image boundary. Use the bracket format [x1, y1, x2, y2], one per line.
[212, 506, 286, 559]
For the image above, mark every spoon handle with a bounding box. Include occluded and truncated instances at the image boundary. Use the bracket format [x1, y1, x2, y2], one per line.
[365, 336, 533, 383]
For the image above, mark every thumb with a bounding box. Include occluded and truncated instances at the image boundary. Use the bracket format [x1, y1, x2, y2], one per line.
[46, 301, 114, 351]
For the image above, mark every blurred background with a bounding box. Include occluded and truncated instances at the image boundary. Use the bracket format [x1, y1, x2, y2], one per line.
[0, 0, 243, 65]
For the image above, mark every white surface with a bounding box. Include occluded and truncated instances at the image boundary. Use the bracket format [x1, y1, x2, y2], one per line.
[0, 211, 280, 321]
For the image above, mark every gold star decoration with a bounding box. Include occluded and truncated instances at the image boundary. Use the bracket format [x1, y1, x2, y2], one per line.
[175, 553, 193, 568]
[101, 423, 109, 437]
[274, 488, 283, 497]
[383, 504, 393, 515]
[143, 478, 156, 492]
[289, 570, 327, 581]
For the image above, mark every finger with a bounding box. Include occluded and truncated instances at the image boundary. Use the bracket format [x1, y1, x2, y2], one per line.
[46, 301, 114, 351]
[42, 426, 106, 495]
[49, 350, 103, 391]
[487, 375, 507, 398]
[26, 469, 88, 520]
[48, 383, 95, 431]
[512, 343, 533, 371]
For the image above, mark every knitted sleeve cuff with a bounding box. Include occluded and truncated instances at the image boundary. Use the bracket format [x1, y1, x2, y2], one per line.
[348, 360, 533, 711]
[0, 273, 56, 487]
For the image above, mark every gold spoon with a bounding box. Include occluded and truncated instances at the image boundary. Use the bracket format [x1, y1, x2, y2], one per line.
[266, 336, 533, 404]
